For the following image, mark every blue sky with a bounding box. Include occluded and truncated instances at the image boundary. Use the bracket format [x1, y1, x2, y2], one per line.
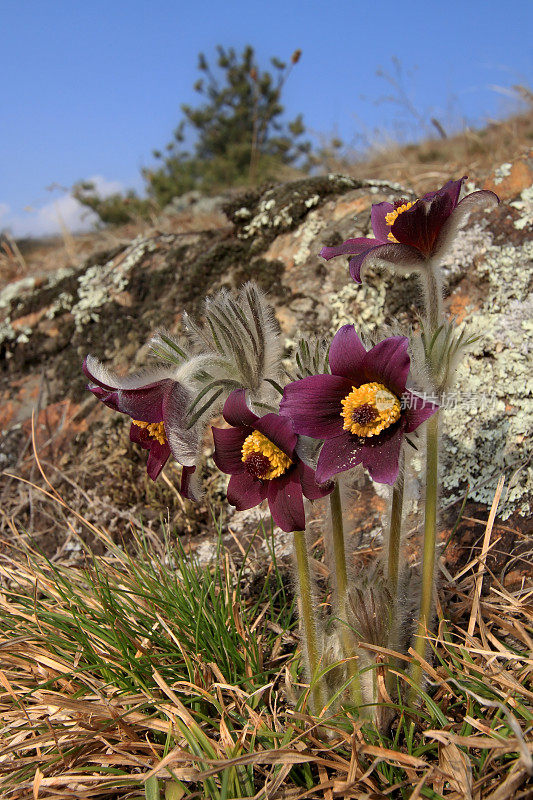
[2, 0, 531, 237]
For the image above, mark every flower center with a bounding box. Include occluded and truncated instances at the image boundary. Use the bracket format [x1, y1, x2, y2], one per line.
[385, 200, 415, 242]
[131, 419, 167, 445]
[241, 430, 293, 480]
[340, 382, 401, 437]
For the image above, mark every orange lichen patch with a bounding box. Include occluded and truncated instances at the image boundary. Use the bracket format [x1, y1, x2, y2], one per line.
[11, 309, 48, 330]
[241, 430, 292, 480]
[131, 420, 167, 445]
[331, 195, 372, 222]
[483, 150, 533, 201]
[341, 382, 400, 437]
[20, 400, 89, 458]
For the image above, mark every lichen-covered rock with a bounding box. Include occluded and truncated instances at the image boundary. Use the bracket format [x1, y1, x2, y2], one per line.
[1, 160, 531, 549]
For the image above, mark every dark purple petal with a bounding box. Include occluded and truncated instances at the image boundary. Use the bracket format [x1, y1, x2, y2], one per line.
[129, 422, 152, 447]
[280, 375, 353, 438]
[223, 389, 258, 429]
[362, 337, 410, 397]
[297, 461, 333, 500]
[82, 356, 117, 391]
[350, 241, 426, 280]
[391, 191, 455, 257]
[254, 413, 297, 458]
[328, 325, 367, 379]
[118, 380, 174, 423]
[315, 432, 364, 483]
[320, 237, 379, 259]
[146, 440, 172, 481]
[432, 189, 499, 263]
[403, 391, 439, 433]
[212, 426, 248, 474]
[227, 472, 268, 511]
[371, 201, 395, 241]
[267, 470, 305, 532]
[421, 177, 465, 206]
[360, 423, 405, 485]
[88, 385, 122, 412]
[180, 466, 196, 499]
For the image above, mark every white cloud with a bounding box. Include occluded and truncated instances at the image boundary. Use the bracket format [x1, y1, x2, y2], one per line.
[1, 176, 125, 238]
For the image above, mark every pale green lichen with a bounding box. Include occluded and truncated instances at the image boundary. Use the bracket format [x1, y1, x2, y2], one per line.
[71, 235, 156, 331]
[492, 162, 512, 184]
[510, 186, 533, 231]
[328, 280, 387, 334]
[441, 238, 533, 518]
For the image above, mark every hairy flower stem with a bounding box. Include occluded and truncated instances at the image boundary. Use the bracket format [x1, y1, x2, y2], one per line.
[412, 410, 440, 692]
[424, 267, 442, 333]
[329, 483, 363, 709]
[293, 530, 324, 714]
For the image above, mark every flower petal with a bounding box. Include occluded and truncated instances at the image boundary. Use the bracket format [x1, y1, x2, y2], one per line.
[353, 241, 426, 278]
[421, 177, 465, 206]
[146, 440, 171, 481]
[315, 433, 364, 483]
[297, 461, 333, 500]
[83, 355, 175, 391]
[280, 375, 353, 438]
[180, 466, 197, 500]
[362, 336, 410, 396]
[267, 470, 305, 532]
[391, 191, 455, 257]
[319, 237, 379, 259]
[212, 426, 248, 474]
[432, 189, 499, 263]
[254, 413, 297, 458]
[360, 423, 404, 485]
[223, 389, 258, 428]
[88, 385, 121, 412]
[371, 201, 394, 241]
[328, 324, 367, 379]
[403, 391, 439, 433]
[227, 472, 268, 511]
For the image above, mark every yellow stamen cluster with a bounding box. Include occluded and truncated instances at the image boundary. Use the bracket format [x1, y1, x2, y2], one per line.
[131, 419, 167, 445]
[385, 201, 414, 242]
[241, 430, 293, 480]
[340, 382, 401, 437]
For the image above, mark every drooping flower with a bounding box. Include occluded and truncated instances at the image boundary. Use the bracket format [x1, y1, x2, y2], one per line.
[320, 178, 499, 283]
[280, 326, 439, 485]
[83, 356, 198, 494]
[212, 390, 333, 532]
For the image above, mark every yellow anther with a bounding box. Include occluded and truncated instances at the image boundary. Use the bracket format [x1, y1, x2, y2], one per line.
[241, 430, 293, 480]
[131, 419, 167, 445]
[340, 382, 401, 437]
[385, 201, 414, 242]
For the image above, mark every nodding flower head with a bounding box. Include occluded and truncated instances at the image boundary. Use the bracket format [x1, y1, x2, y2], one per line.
[280, 325, 439, 485]
[212, 390, 333, 532]
[82, 356, 198, 495]
[320, 178, 499, 283]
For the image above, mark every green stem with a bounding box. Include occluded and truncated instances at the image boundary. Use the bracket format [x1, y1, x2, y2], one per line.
[293, 530, 324, 714]
[411, 410, 439, 692]
[329, 483, 363, 709]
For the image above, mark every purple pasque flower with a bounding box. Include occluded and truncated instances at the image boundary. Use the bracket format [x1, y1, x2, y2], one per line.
[280, 325, 439, 485]
[320, 177, 499, 283]
[212, 390, 333, 533]
[83, 355, 197, 494]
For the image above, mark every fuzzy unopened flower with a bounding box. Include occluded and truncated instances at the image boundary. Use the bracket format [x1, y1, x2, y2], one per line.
[280, 326, 439, 485]
[320, 178, 498, 283]
[212, 390, 333, 532]
[83, 356, 197, 494]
